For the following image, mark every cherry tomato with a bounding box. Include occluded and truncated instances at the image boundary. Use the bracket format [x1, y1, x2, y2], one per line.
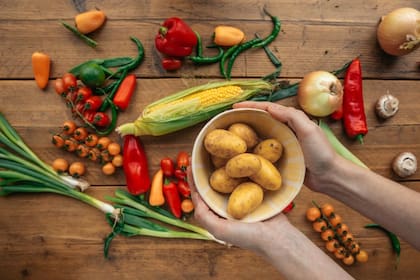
[177, 180, 191, 197]
[97, 137, 111, 150]
[102, 162, 116, 175]
[329, 213, 342, 227]
[176, 151, 189, 171]
[160, 157, 175, 177]
[75, 86, 93, 103]
[88, 148, 101, 162]
[69, 161, 86, 177]
[62, 73, 78, 92]
[355, 250, 368, 263]
[306, 207, 321, 222]
[320, 229, 335, 241]
[107, 142, 121, 156]
[321, 203, 335, 217]
[64, 138, 78, 152]
[181, 198, 194, 214]
[112, 154, 123, 167]
[336, 223, 349, 236]
[73, 127, 88, 141]
[333, 246, 346, 260]
[54, 78, 66, 96]
[83, 110, 95, 123]
[312, 219, 327, 232]
[52, 134, 65, 148]
[174, 168, 186, 180]
[62, 120, 77, 135]
[325, 239, 339, 253]
[161, 57, 182, 71]
[100, 150, 112, 163]
[84, 96, 103, 112]
[52, 158, 69, 172]
[85, 134, 99, 147]
[93, 112, 110, 127]
[342, 254, 355, 266]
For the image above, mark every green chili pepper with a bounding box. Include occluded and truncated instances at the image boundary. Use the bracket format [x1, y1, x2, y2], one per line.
[255, 32, 282, 69]
[60, 20, 98, 48]
[365, 223, 401, 269]
[99, 69, 128, 112]
[195, 31, 203, 57]
[69, 57, 134, 77]
[226, 37, 263, 80]
[252, 7, 281, 49]
[219, 44, 241, 78]
[189, 46, 224, 64]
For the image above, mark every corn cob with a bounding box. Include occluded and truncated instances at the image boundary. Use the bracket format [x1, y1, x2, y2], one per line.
[116, 80, 274, 136]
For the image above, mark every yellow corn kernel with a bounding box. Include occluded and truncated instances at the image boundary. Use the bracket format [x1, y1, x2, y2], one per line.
[146, 85, 243, 114]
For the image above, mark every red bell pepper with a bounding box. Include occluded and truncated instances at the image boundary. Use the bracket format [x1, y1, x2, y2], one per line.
[342, 58, 368, 143]
[123, 135, 151, 195]
[113, 74, 137, 111]
[155, 17, 197, 57]
[163, 179, 182, 218]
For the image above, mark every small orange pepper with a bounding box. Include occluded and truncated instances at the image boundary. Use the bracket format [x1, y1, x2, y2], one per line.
[75, 10, 106, 34]
[213, 25, 245, 47]
[31, 51, 51, 89]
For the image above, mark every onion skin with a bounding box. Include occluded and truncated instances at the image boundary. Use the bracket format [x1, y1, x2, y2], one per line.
[297, 71, 343, 117]
[377, 7, 420, 56]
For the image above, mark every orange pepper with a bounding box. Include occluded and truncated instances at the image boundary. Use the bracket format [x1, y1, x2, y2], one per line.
[75, 10, 106, 34]
[149, 169, 165, 206]
[213, 25, 245, 47]
[31, 52, 51, 89]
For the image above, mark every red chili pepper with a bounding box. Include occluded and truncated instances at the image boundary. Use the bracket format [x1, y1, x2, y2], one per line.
[177, 180, 191, 198]
[155, 17, 197, 57]
[93, 112, 110, 127]
[160, 157, 175, 177]
[113, 74, 137, 110]
[76, 86, 92, 103]
[282, 201, 295, 214]
[176, 151, 189, 171]
[161, 57, 182, 71]
[342, 58, 368, 143]
[174, 168, 186, 180]
[123, 135, 151, 195]
[84, 96, 103, 112]
[163, 179, 182, 218]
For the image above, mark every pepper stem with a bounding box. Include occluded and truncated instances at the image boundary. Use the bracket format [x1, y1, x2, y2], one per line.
[356, 134, 364, 145]
[159, 26, 168, 36]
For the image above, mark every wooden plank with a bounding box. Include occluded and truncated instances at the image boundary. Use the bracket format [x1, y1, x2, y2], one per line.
[1, 185, 419, 280]
[0, 21, 419, 79]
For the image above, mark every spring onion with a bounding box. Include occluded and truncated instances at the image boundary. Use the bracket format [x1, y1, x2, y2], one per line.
[318, 119, 368, 168]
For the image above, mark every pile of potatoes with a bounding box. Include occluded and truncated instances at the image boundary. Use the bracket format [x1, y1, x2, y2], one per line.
[204, 122, 284, 219]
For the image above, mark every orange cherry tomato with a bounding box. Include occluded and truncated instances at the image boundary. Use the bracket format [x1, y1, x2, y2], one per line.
[306, 207, 321, 222]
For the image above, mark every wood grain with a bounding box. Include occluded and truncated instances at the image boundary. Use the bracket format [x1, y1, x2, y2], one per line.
[0, 0, 419, 279]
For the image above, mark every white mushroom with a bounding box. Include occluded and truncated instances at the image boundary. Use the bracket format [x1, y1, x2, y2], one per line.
[375, 94, 399, 119]
[392, 152, 417, 178]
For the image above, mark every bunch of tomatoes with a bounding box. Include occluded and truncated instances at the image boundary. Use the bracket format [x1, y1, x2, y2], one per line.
[54, 72, 112, 130]
[306, 202, 369, 266]
[52, 120, 123, 176]
[150, 151, 194, 218]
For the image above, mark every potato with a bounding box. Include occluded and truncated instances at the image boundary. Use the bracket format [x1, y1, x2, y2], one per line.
[210, 155, 229, 168]
[227, 182, 264, 219]
[249, 155, 282, 190]
[228, 123, 259, 149]
[253, 138, 283, 163]
[204, 129, 247, 158]
[225, 153, 261, 178]
[209, 167, 245, 193]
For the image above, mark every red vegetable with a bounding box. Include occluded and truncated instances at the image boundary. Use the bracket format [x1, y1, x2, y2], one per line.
[282, 201, 295, 214]
[161, 57, 182, 71]
[174, 168, 186, 180]
[177, 180, 191, 198]
[163, 179, 182, 218]
[76, 86, 93, 103]
[62, 73, 78, 92]
[113, 74, 137, 110]
[330, 106, 343, 120]
[342, 58, 368, 143]
[123, 135, 151, 195]
[176, 151, 189, 171]
[160, 157, 175, 177]
[155, 17, 198, 57]
[93, 112, 110, 127]
[84, 96, 102, 111]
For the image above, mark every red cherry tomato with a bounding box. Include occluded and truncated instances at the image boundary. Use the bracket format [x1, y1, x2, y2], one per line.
[174, 168, 186, 180]
[176, 151, 189, 171]
[93, 112, 110, 127]
[160, 157, 175, 177]
[83, 110, 95, 123]
[84, 96, 102, 111]
[161, 57, 182, 71]
[177, 180, 191, 198]
[62, 73, 78, 92]
[54, 78, 66, 96]
[76, 86, 93, 103]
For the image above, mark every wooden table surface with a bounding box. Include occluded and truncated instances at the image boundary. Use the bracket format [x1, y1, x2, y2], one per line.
[1, 1, 419, 279]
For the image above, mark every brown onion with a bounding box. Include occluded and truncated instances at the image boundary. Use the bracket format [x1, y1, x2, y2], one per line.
[377, 7, 420, 56]
[297, 71, 343, 117]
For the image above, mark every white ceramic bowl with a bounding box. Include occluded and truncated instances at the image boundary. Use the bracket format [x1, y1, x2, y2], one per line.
[192, 108, 306, 223]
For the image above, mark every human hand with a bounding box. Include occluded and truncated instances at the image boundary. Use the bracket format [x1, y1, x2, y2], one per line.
[187, 167, 292, 252]
[233, 101, 339, 193]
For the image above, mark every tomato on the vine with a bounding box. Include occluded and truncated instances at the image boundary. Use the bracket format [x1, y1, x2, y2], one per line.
[176, 151, 189, 171]
[54, 78, 66, 96]
[62, 73, 78, 92]
[174, 168, 186, 180]
[177, 180, 191, 198]
[84, 96, 102, 111]
[93, 112, 110, 127]
[160, 157, 175, 177]
[76, 86, 93, 103]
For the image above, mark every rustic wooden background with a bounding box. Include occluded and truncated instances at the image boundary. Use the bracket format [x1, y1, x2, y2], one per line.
[0, 0, 419, 279]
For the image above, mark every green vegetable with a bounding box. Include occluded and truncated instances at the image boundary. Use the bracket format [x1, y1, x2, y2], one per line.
[79, 62, 106, 88]
[365, 224, 401, 269]
[60, 20, 98, 48]
[318, 120, 368, 168]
